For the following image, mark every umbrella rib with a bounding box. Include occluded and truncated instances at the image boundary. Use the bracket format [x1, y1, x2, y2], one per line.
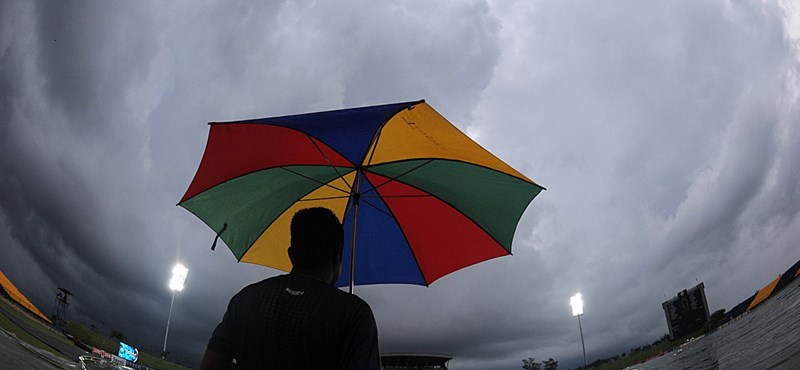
[354, 185, 430, 287]
[360, 103, 420, 168]
[305, 133, 356, 191]
[374, 157, 545, 188]
[280, 167, 352, 195]
[297, 194, 352, 202]
[363, 128, 383, 168]
[366, 194, 431, 199]
[354, 102, 425, 205]
[364, 159, 434, 194]
[357, 196, 395, 219]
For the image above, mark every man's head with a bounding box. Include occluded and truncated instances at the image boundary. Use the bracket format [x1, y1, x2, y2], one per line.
[288, 207, 344, 284]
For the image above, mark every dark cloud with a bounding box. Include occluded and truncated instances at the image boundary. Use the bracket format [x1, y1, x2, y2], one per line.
[1, 1, 798, 369]
[33, 2, 157, 134]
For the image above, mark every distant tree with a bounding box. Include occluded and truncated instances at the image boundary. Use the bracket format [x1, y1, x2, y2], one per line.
[110, 329, 126, 342]
[651, 334, 665, 346]
[522, 357, 541, 370]
[705, 309, 728, 332]
[542, 357, 558, 369]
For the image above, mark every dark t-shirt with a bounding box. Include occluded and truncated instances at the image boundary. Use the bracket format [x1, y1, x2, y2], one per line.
[207, 274, 381, 370]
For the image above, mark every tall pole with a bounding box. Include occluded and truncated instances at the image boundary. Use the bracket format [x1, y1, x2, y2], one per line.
[570, 293, 587, 368]
[162, 263, 188, 360]
[162, 291, 176, 359]
[577, 314, 587, 368]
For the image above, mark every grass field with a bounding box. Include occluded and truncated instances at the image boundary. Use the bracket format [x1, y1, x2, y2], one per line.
[0, 297, 190, 369]
[0, 308, 73, 362]
[67, 322, 191, 370]
[583, 329, 705, 370]
[0, 297, 74, 362]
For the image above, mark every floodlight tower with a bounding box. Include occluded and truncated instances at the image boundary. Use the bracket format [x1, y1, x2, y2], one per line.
[162, 264, 188, 360]
[570, 293, 587, 368]
[53, 287, 73, 334]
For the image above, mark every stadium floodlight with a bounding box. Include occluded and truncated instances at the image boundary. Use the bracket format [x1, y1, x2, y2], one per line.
[570, 293, 587, 368]
[169, 264, 189, 291]
[163, 263, 188, 359]
[570, 293, 584, 316]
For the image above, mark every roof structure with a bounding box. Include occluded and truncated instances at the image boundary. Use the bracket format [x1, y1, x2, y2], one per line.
[381, 353, 453, 369]
[0, 270, 52, 324]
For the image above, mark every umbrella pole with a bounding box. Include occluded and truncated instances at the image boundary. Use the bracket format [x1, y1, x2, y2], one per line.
[349, 198, 358, 294]
[349, 170, 362, 294]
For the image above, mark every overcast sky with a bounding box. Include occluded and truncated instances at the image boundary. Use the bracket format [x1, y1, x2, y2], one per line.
[1, 1, 799, 369]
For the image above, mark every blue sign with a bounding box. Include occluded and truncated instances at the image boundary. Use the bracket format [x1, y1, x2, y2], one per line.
[118, 342, 139, 363]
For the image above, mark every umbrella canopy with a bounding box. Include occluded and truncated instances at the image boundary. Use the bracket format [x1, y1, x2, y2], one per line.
[179, 100, 543, 289]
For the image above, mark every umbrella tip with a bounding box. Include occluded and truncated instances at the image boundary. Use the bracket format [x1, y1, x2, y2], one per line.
[408, 100, 425, 111]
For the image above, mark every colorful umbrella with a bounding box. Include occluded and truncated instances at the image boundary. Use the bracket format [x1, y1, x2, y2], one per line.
[179, 100, 543, 291]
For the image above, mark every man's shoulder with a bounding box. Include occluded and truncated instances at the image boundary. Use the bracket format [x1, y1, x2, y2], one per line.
[234, 275, 288, 297]
[327, 287, 375, 315]
[239, 274, 279, 287]
[236, 275, 372, 311]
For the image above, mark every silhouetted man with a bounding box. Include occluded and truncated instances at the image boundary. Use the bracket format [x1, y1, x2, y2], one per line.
[200, 207, 381, 370]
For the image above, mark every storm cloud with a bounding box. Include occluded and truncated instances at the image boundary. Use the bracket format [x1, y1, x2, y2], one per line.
[1, 1, 799, 368]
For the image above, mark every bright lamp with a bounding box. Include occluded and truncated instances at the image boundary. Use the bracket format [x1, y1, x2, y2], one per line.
[570, 293, 584, 317]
